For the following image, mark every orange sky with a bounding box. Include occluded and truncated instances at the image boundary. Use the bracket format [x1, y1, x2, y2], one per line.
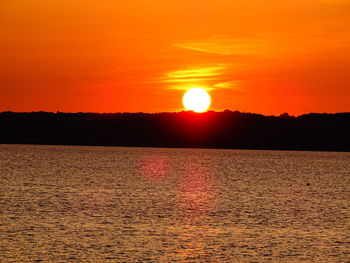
[1, 0, 350, 115]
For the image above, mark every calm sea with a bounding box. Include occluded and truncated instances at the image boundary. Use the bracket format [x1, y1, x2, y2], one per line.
[1, 144, 349, 262]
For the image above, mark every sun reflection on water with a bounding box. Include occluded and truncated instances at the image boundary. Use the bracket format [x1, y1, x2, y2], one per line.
[138, 155, 169, 182]
[177, 163, 215, 218]
[137, 153, 218, 261]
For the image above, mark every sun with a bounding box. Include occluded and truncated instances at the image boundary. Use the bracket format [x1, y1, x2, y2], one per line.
[182, 88, 211, 113]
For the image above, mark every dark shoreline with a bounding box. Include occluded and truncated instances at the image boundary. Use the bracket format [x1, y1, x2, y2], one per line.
[1, 111, 349, 152]
[2, 143, 350, 154]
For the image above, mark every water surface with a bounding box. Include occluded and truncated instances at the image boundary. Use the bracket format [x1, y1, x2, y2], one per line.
[1, 145, 349, 262]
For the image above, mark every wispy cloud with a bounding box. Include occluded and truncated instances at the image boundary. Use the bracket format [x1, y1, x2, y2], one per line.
[164, 65, 226, 80]
[214, 81, 241, 89]
[173, 43, 232, 55]
[173, 36, 269, 56]
[160, 64, 227, 84]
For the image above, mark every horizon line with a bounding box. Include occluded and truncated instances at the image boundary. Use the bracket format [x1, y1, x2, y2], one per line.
[1, 110, 349, 118]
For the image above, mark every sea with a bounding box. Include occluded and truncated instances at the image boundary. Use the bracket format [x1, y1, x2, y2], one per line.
[1, 144, 349, 262]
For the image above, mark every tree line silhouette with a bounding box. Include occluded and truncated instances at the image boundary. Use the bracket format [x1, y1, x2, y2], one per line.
[0, 110, 349, 151]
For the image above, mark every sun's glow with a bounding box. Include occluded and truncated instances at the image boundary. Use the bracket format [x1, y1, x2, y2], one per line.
[182, 88, 211, 113]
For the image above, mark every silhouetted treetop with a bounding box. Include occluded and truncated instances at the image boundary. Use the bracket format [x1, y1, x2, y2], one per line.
[0, 111, 349, 151]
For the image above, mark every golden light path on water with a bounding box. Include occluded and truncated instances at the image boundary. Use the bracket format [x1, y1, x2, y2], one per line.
[139, 152, 216, 261]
